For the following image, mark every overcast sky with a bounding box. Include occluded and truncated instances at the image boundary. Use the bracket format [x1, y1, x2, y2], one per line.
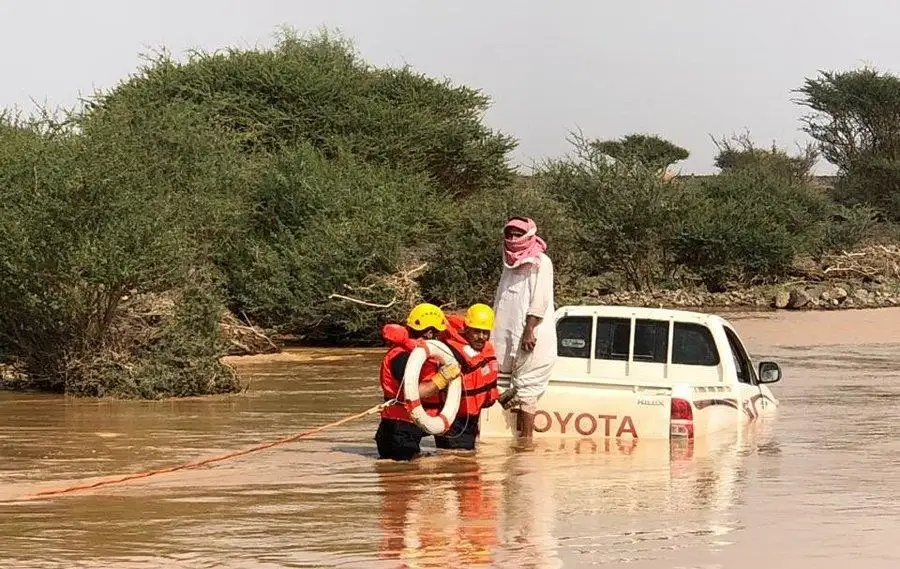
[3, 0, 899, 174]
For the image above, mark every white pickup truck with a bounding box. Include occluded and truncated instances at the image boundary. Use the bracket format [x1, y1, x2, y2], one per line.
[478, 305, 781, 441]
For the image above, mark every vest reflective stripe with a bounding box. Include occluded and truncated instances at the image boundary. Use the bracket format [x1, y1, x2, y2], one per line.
[462, 381, 498, 396]
[383, 394, 442, 409]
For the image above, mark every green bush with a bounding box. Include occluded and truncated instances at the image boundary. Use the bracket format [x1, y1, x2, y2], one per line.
[0, 102, 248, 396]
[76, 28, 522, 346]
[674, 182, 797, 290]
[674, 159, 857, 290]
[831, 156, 900, 221]
[712, 132, 818, 183]
[534, 134, 686, 290]
[797, 67, 900, 220]
[218, 144, 447, 344]
[529, 131, 876, 294]
[591, 133, 690, 172]
[90, 29, 516, 197]
[821, 202, 880, 252]
[65, 275, 240, 398]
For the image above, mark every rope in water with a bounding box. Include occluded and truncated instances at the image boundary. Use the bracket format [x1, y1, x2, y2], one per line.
[27, 401, 390, 499]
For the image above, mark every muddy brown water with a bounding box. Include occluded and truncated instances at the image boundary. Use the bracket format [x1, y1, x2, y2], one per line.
[1, 308, 899, 568]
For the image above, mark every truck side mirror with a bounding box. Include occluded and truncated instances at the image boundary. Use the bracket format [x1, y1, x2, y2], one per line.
[758, 361, 782, 384]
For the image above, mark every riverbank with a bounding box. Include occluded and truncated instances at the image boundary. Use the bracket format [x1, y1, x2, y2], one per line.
[566, 243, 900, 312]
[573, 279, 900, 313]
[6, 300, 900, 393]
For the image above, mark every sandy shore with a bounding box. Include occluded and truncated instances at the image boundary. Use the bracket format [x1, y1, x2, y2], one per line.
[728, 306, 900, 347]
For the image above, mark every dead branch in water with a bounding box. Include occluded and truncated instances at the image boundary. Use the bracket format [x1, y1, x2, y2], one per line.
[219, 312, 279, 355]
[327, 293, 397, 308]
[328, 263, 428, 310]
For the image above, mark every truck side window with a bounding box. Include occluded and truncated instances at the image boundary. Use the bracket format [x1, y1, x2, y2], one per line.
[672, 323, 720, 366]
[556, 316, 592, 359]
[723, 327, 756, 385]
[595, 317, 630, 360]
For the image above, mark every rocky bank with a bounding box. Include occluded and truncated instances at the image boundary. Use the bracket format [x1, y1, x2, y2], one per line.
[574, 279, 900, 313]
[569, 244, 900, 313]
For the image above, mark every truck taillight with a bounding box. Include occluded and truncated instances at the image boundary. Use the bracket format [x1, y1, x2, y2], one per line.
[670, 397, 694, 439]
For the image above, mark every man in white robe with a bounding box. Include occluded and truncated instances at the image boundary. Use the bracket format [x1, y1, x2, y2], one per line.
[492, 216, 557, 449]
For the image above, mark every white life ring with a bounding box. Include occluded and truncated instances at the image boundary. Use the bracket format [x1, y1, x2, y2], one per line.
[402, 339, 462, 435]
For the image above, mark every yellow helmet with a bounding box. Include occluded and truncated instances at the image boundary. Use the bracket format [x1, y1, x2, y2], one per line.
[464, 303, 494, 331]
[406, 303, 447, 332]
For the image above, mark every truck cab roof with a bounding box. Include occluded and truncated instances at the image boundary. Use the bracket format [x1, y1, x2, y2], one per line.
[556, 304, 730, 329]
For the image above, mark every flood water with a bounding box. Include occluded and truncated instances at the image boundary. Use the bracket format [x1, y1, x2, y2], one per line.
[1, 308, 899, 568]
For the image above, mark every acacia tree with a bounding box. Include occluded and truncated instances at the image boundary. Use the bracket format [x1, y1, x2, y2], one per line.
[590, 133, 689, 173]
[795, 67, 900, 219]
[712, 131, 817, 182]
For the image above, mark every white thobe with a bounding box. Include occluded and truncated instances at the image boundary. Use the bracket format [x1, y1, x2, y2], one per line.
[491, 252, 557, 398]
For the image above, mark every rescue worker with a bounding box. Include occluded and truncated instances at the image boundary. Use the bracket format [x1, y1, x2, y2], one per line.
[433, 303, 500, 453]
[492, 216, 558, 451]
[376, 303, 462, 461]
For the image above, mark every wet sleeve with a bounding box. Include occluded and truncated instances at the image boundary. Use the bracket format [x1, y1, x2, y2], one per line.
[390, 352, 410, 382]
[527, 256, 554, 318]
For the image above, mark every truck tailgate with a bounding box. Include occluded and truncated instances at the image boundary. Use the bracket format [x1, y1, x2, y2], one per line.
[479, 379, 673, 440]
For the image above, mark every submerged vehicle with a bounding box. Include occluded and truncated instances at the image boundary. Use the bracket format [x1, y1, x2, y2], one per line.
[477, 305, 782, 442]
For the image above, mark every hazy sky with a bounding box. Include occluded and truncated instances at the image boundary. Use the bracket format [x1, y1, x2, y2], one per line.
[3, 0, 899, 174]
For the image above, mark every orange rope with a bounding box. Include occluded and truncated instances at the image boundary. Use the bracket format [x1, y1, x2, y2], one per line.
[27, 402, 388, 499]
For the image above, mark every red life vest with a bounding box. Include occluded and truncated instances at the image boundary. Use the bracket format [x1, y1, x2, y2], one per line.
[441, 316, 499, 417]
[378, 324, 443, 423]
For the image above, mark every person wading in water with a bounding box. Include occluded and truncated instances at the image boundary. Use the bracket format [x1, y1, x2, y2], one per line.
[376, 303, 461, 460]
[433, 303, 500, 454]
[492, 217, 558, 451]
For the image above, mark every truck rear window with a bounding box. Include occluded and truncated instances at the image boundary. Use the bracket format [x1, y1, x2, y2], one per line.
[594, 318, 668, 363]
[556, 316, 721, 366]
[595, 317, 630, 360]
[556, 316, 592, 358]
[632, 319, 668, 363]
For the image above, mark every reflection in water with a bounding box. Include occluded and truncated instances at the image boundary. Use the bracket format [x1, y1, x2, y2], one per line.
[1, 310, 900, 568]
[368, 428, 765, 569]
[376, 458, 500, 568]
[496, 451, 559, 569]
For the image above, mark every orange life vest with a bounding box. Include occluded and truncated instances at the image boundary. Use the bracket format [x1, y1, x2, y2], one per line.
[379, 324, 442, 423]
[441, 316, 500, 417]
